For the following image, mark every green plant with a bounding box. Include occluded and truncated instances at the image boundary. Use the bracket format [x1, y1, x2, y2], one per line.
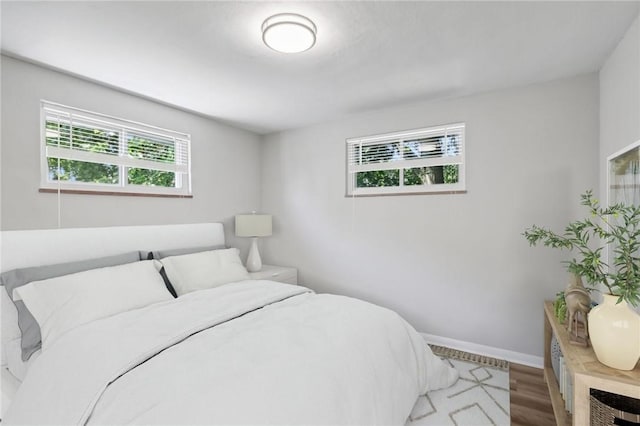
[523, 190, 640, 307]
[554, 292, 567, 323]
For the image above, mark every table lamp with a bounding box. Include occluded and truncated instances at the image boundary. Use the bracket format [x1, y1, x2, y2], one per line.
[235, 213, 272, 272]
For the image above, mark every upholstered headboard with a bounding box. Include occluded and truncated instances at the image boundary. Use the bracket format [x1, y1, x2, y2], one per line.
[0, 222, 226, 365]
[0, 223, 225, 271]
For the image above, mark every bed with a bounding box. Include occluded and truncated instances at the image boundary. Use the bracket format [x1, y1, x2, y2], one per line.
[0, 222, 458, 425]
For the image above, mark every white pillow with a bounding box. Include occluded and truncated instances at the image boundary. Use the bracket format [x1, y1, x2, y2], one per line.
[156, 248, 250, 296]
[13, 260, 172, 351]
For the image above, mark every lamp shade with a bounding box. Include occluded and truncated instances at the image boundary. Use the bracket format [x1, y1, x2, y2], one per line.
[235, 214, 272, 237]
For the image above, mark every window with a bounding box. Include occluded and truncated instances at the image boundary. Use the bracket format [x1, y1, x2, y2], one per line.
[41, 101, 191, 196]
[346, 123, 465, 196]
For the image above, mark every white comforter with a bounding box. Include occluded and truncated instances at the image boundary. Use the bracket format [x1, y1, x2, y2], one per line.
[5, 281, 458, 425]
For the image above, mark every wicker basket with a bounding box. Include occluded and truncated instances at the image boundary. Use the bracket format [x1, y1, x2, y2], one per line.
[590, 389, 640, 425]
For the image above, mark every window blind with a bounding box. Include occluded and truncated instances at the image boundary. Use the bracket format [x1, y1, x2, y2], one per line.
[43, 103, 190, 175]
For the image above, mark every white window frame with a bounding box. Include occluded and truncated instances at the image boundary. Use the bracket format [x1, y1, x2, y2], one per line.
[40, 101, 192, 196]
[346, 123, 466, 196]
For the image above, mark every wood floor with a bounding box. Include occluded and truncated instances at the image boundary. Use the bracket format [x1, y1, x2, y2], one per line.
[510, 363, 557, 426]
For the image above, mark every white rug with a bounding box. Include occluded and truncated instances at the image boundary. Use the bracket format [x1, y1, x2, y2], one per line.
[407, 355, 510, 426]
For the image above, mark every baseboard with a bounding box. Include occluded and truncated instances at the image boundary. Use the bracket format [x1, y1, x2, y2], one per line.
[420, 332, 543, 368]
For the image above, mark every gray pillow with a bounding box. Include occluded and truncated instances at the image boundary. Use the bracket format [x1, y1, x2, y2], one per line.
[150, 244, 226, 260]
[1, 251, 142, 361]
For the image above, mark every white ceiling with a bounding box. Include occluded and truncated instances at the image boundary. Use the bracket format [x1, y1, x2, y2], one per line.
[2, 1, 639, 135]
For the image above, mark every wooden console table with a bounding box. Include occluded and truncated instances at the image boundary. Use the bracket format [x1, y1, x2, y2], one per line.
[543, 301, 640, 425]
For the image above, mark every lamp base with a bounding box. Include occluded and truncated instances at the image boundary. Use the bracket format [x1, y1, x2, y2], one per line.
[246, 237, 262, 272]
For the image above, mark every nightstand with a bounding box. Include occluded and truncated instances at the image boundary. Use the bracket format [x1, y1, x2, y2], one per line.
[249, 265, 298, 285]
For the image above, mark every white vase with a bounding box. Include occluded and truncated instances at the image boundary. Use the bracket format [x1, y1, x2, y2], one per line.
[588, 294, 640, 370]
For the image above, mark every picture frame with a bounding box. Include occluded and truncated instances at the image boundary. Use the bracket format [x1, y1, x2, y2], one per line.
[607, 139, 640, 208]
[606, 139, 640, 267]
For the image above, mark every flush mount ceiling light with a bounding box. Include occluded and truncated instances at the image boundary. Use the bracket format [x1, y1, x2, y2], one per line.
[261, 13, 317, 53]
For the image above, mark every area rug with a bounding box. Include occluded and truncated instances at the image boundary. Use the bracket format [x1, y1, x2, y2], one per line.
[406, 346, 510, 426]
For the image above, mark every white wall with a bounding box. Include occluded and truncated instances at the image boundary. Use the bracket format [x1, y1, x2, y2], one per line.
[261, 74, 599, 359]
[599, 14, 640, 313]
[1, 56, 262, 249]
[600, 15, 640, 196]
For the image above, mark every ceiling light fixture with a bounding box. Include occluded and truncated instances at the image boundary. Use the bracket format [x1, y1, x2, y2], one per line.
[261, 13, 317, 53]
